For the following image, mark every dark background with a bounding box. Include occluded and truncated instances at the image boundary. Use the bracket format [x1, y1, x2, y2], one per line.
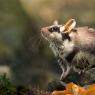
[0, 0, 95, 89]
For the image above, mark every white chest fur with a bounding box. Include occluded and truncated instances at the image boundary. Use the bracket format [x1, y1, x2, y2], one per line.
[49, 40, 75, 59]
[63, 40, 75, 57]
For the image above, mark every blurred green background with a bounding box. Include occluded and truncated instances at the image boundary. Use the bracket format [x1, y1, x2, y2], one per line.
[0, 0, 95, 89]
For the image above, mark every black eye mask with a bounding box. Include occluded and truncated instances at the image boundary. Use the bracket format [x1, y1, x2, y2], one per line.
[62, 33, 71, 41]
[48, 26, 71, 41]
[48, 26, 60, 33]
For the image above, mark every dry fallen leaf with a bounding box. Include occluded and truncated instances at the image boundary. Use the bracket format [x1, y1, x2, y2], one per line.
[51, 82, 95, 95]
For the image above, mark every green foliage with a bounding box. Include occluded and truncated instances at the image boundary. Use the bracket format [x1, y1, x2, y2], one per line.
[0, 74, 15, 95]
[0, 74, 49, 95]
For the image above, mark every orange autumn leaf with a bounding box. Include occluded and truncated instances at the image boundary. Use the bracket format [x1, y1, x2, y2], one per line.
[66, 82, 86, 95]
[51, 90, 70, 95]
[72, 84, 86, 95]
[86, 84, 95, 95]
[66, 82, 74, 93]
[51, 83, 95, 95]
[86, 84, 95, 89]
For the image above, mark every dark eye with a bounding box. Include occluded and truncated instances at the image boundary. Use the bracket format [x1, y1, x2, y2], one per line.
[53, 27, 59, 31]
[48, 26, 60, 32]
[48, 28, 54, 32]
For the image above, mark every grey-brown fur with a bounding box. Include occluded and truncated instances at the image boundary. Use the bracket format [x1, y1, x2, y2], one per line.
[41, 19, 95, 85]
[72, 27, 95, 54]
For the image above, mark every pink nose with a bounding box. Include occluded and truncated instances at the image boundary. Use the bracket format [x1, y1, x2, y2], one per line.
[41, 27, 48, 32]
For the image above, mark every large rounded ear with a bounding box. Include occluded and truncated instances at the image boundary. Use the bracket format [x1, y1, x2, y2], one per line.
[61, 19, 76, 33]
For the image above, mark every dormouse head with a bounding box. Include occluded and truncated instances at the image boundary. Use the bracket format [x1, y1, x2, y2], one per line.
[41, 19, 76, 43]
